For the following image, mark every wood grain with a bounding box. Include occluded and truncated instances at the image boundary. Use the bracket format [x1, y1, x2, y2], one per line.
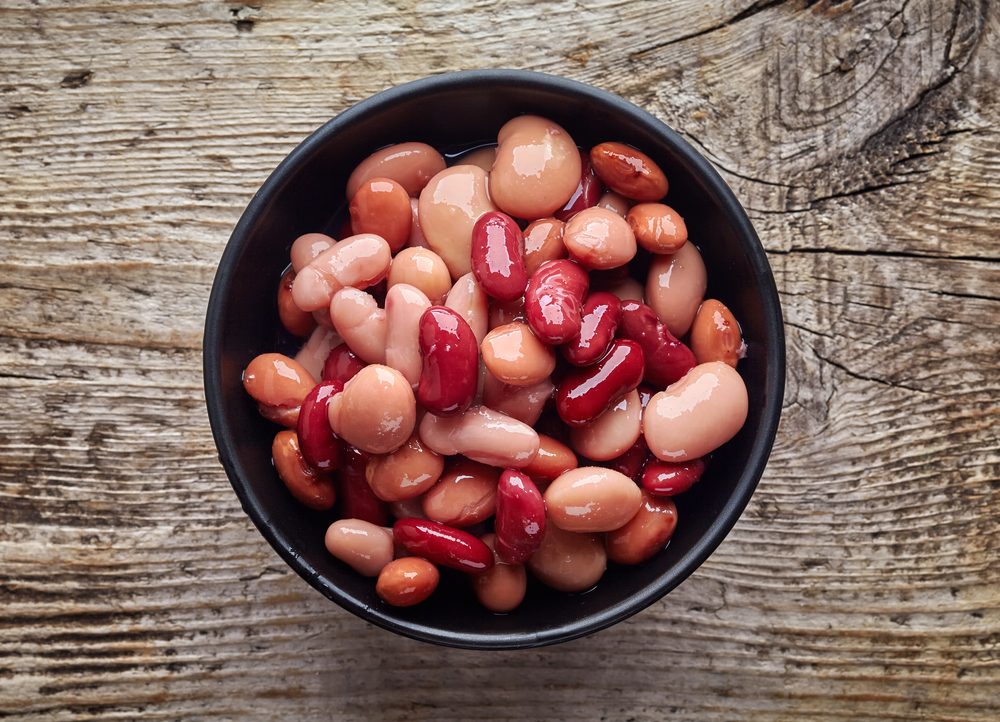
[1, 0, 997, 720]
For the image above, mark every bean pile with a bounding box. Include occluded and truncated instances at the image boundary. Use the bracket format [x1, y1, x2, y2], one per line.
[243, 116, 749, 611]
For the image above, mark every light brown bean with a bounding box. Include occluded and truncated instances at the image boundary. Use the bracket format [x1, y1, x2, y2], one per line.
[376, 557, 440, 607]
[418, 165, 497, 279]
[481, 322, 555, 387]
[482, 372, 552, 426]
[329, 288, 386, 364]
[522, 434, 578, 484]
[271, 430, 335, 510]
[243, 353, 317, 425]
[390, 496, 428, 521]
[569, 389, 642, 462]
[597, 276, 644, 302]
[595, 191, 631, 218]
[606, 494, 678, 565]
[346, 142, 446, 198]
[526, 524, 606, 593]
[407, 198, 430, 249]
[422, 459, 499, 527]
[544, 466, 643, 532]
[627, 203, 688, 254]
[419, 405, 539, 468]
[645, 241, 707, 337]
[327, 365, 416, 454]
[384, 283, 431, 386]
[324, 519, 394, 576]
[457, 145, 497, 173]
[444, 272, 489, 346]
[365, 433, 443, 502]
[388, 247, 451, 304]
[473, 534, 527, 613]
[278, 269, 316, 338]
[292, 234, 392, 311]
[290, 232, 335, 273]
[563, 207, 637, 270]
[349, 177, 412, 253]
[523, 218, 567, 275]
[690, 299, 745, 368]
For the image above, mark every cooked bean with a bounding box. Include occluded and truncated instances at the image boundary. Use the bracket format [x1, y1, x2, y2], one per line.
[569, 389, 641, 462]
[526, 524, 606, 593]
[482, 373, 552, 426]
[488, 296, 526, 330]
[278, 268, 316, 337]
[296, 380, 343, 472]
[444, 272, 489, 346]
[645, 240, 707, 337]
[521, 434, 578, 484]
[563, 207, 637, 270]
[393, 518, 494, 573]
[244, 353, 316, 428]
[590, 142, 668, 202]
[329, 287, 387, 364]
[606, 494, 678, 565]
[350, 179, 412, 254]
[365, 432, 444, 502]
[494, 469, 546, 564]
[290, 328, 338, 383]
[321, 344, 365, 385]
[690, 299, 745, 368]
[563, 291, 621, 366]
[556, 339, 644, 427]
[606, 436, 650, 482]
[523, 217, 567, 275]
[271, 430, 336, 510]
[555, 151, 602, 222]
[388, 247, 451, 304]
[471, 211, 528, 302]
[481, 322, 555, 387]
[325, 519, 394, 577]
[457, 144, 497, 173]
[290, 232, 335, 273]
[490, 115, 581, 219]
[627, 203, 688, 254]
[642, 457, 706, 496]
[474, 534, 528, 612]
[338, 446, 390, 526]
[419, 405, 539, 468]
[619, 300, 697, 387]
[544, 466, 642, 532]
[292, 234, 392, 311]
[384, 284, 431, 386]
[643, 362, 748, 462]
[327, 364, 416, 454]
[346, 142, 446, 198]
[418, 165, 497, 279]
[417, 306, 479, 415]
[598, 275, 644, 302]
[390, 495, 428, 521]
[376, 557, 440, 607]
[524, 259, 589, 344]
[422, 459, 499, 527]
[407, 198, 430, 249]
[595, 190, 631, 218]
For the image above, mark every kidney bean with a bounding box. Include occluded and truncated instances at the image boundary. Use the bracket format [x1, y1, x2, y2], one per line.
[606, 494, 678, 565]
[365, 432, 443, 502]
[457, 144, 497, 172]
[416, 306, 479, 415]
[480, 322, 555, 387]
[292, 234, 392, 311]
[384, 284, 431, 387]
[277, 268, 316, 337]
[393, 518, 494, 573]
[642, 457, 706, 496]
[244, 353, 316, 427]
[488, 296, 526, 330]
[644, 362, 748, 462]
[376, 557, 440, 607]
[346, 142, 446, 198]
[338, 446, 390, 526]
[563, 207, 637, 271]
[569, 389, 641, 462]
[618, 300, 697, 387]
[327, 364, 416, 454]
[563, 292, 621, 366]
[524, 259, 589, 345]
[590, 142, 668, 202]
[419, 165, 497, 279]
[555, 339, 644, 427]
[482, 373, 552, 426]
[522, 434, 578, 484]
[595, 190, 631, 218]
[422, 459, 499, 527]
[419, 405, 539, 468]
[295, 380, 343, 472]
[690, 299, 746, 368]
[329, 287, 387, 365]
[490, 115, 581, 219]
[605, 436, 650, 482]
[555, 152, 602, 222]
[388, 247, 451, 304]
[544, 466, 642, 533]
[474, 534, 527, 613]
[406, 198, 430, 249]
[271, 430, 336, 510]
[627, 203, 688, 254]
[325, 519, 394, 577]
[444, 272, 489, 346]
[321, 344, 365, 385]
[526, 524, 606, 592]
[646, 240, 707, 337]
[348, 177, 412, 253]
[470, 211, 528, 302]
[493, 469, 546, 564]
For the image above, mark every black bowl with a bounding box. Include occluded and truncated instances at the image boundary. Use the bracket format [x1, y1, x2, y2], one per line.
[203, 69, 784, 649]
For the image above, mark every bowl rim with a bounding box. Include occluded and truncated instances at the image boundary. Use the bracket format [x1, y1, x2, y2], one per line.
[203, 68, 785, 650]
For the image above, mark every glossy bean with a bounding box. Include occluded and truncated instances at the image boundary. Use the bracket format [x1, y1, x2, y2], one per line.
[365, 432, 444, 502]
[590, 142, 668, 202]
[290, 232, 335, 273]
[569, 389, 641, 462]
[338, 447, 390, 526]
[522, 217, 567, 275]
[292, 328, 340, 383]
[346, 142, 446, 198]
[563, 207, 637, 270]
[618, 300, 697, 387]
[645, 241, 707, 337]
[555, 151, 602, 222]
[421, 459, 499, 527]
[393, 518, 494, 573]
[690, 299, 745, 368]
[595, 191, 631, 218]
[384, 284, 431, 386]
[419, 405, 539, 468]
[416, 306, 479, 415]
[481, 322, 555, 387]
[643, 362, 748, 462]
[494, 469, 546, 564]
[329, 287, 387, 364]
[324, 519, 394, 577]
[471, 211, 528, 302]
[292, 234, 392, 312]
[271, 430, 335, 510]
[563, 291, 621, 366]
[390, 496, 428, 521]
[407, 198, 429, 249]
[278, 268, 316, 337]
[444, 272, 489, 346]
[642, 457, 706, 496]
[544, 466, 642, 532]
[388, 247, 451, 304]
[522, 434, 578, 483]
[605, 436, 650, 482]
[524, 259, 589, 345]
[349, 177, 412, 253]
[598, 275, 644, 302]
[473, 534, 527, 613]
[321, 344, 366, 385]
[482, 373, 552, 426]
[327, 365, 416, 454]
[556, 339, 644, 427]
[418, 165, 497, 279]
[627, 203, 688, 254]
[526, 524, 606, 593]
[296, 381, 343, 472]
[488, 296, 525, 330]
[243, 353, 316, 427]
[457, 145, 497, 173]
[376, 557, 440, 607]
[606, 494, 678, 565]
[490, 115, 581, 219]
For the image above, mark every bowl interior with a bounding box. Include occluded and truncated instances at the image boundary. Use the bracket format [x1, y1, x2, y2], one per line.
[204, 71, 784, 649]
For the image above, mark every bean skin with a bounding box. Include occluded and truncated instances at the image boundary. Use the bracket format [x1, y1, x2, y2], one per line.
[482, 373, 553, 426]
[645, 240, 707, 337]
[244, 353, 317, 428]
[419, 165, 497, 279]
[606, 494, 678, 565]
[393, 518, 494, 573]
[327, 365, 416, 455]
[444, 272, 489, 346]
[278, 268, 316, 337]
[618, 300, 697, 387]
[271, 430, 336, 510]
[488, 296, 526, 330]
[690, 299, 745, 368]
[589, 142, 668, 202]
[346, 142, 446, 198]
[293, 326, 341, 381]
[407, 198, 430, 249]
[421, 459, 499, 527]
[605, 436, 651, 482]
[544, 466, 642, 533]
[523, 218, 567, 276]
[349, 177, 412, 253]
[329, 287, 387, 365]
[457, 145, 497, 173]
[627, 203, 688, 254]
[569, 389, 641, 462]
[642, 457, 706, 496]
[321, 344, 366, 385]
[597, 276, 644, 302]
[473, 534, 528, 613]
[416, 306, 479, 416]
[555, 151, 602, 222]
[521, 434, 578, 484]
[384, 283, 432, 387]
[524, 259, 589, 345]
[563, 291, 621, 366]
[494, 469, 546, 564]
[419, 405, 540, 468]
[481, 322, 555, 387]
[324, 519, 393, 577]
[292, 234, 392, 312]
[555, 339, 645, 427]
[365, 432, 444, 502]
[296, 380, 343, 472]
[338, 446, 390, 526]
[471, 211, 528, 302]
[563, 207, 637, 270]
[526, 524, 606, 593]
[595, 191, 631, 218]
[290, 232, 335, 273]
[388, 247, 451, 304]
[376, 557, 440, 607]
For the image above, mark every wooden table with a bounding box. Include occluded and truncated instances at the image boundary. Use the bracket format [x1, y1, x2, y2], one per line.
[2, 1, 997, 719]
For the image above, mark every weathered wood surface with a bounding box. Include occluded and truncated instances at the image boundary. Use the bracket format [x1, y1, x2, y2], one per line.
[1, 0, 997, 719]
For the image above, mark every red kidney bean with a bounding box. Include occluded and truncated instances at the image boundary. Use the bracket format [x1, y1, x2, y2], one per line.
[471, 211, 528, 302]
[296, 381, 343, 472]
[393, 518, 494, 573]
[494, 469, 546, 564]
[642, 457, 707, 497]
[563, 292, 621, 366]
[524, 259, 589, 345]
[556, 339, 644, 427]
[618, 300, 697, 387]
[321, 344, 366, 385]
[605, 436, 650, 482]
[278, 268, 316, 337]
[555, 151, 602, 222]
[417, 306, 479, 415]
[338, 446, 390, 526]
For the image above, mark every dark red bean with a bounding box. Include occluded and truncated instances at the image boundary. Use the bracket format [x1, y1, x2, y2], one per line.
[296, 381, 343, 472]
[393, 518, 494, 573]
[321, 345, 366, 384]
[471, 211, 528, 302]
[618, 300, 697, 387]
[494, 469, 546, 564]
[563, 291, 621, 366]
[555, 151, 602, 222]
[417, 306, 479, 415]
[556, 339, 644, 427]
[642, 457, 706, 497]
[524, 259, 589, 345]
[338, 446, 390, 526]
[605, 436, 650, 482]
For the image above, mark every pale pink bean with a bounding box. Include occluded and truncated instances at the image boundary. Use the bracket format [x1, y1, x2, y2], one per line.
[328, 365, 416, 454]
[646, 241, 707, 337]
[569, 389, 642, 462]
[419, 405, 540, 468]
[563, 207, 637, 270]
[456, 145, 497, 173]
[324, 519, 394, 577]
[482, 372, 553, 426]
[544, 466, 643, 533]
[329, 288, 386, 364]
[293, 326, 342, 381]
[526, 524, 606, 593]
[407, 198, 430, 249]
[643, 361, 749, 462]
[292, 234, 392, 311]
[444, 272, 489, 346]
[290, 233, 335, 273]
[418, 165, 497, 279]
[384, 284, 431, 387]
[595, 191, 631, 218]
[346, 142, 446, 198]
